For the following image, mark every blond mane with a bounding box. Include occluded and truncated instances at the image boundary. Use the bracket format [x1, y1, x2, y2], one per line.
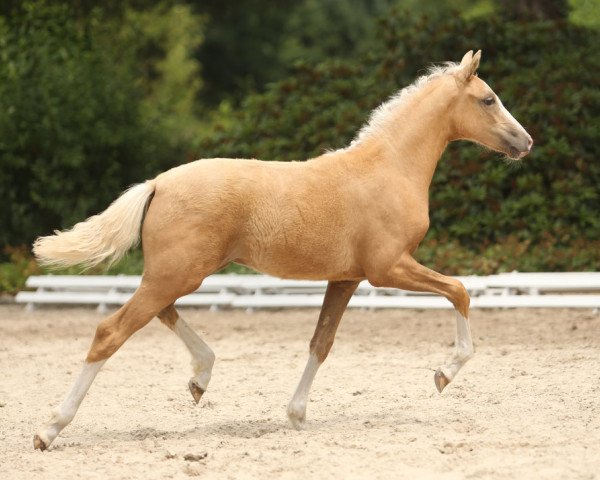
[351, 62, 461, 146]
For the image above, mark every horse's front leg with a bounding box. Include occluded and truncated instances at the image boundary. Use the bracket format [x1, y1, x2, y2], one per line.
[287, 280, 359, 429]
[433, 310, 474, 392]
[369, 253, 474, 392]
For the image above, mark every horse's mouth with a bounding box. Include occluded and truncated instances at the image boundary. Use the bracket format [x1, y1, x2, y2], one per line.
[507, 145, 530, 160]
[508, 146, 521, 159]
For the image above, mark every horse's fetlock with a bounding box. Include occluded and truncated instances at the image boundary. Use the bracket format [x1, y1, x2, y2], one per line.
[205, 349, 216, 366]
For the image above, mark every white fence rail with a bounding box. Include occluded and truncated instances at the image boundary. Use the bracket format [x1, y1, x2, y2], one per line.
[14, 272, 600, 311]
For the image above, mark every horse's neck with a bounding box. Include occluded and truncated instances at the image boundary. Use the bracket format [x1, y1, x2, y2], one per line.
[355, 83, 452, 192]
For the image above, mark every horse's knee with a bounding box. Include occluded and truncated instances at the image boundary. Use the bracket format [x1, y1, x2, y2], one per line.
[449, 281, 470, 318]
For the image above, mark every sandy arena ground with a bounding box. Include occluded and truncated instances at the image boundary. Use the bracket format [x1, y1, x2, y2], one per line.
[1, 304, 599, 479]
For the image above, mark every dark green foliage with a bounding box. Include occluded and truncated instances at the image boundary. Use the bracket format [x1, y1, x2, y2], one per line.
[199, 60, 379, 160]
[279, 0, 394, 66]
[197, 11, 600, 273]
[193, 0, 493, 105]
[495, 0, 570, 21]
[0, 2, 181, 247]
[194, 0, 303, 106]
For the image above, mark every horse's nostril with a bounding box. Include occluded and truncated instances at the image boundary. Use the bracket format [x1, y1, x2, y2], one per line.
[527, 137, 533, 150]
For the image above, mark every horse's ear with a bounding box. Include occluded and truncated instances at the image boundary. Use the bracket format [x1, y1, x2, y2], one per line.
[470, 50, 481, 75]
[457, 50, 481, 81]
[459, 50, 474, 67]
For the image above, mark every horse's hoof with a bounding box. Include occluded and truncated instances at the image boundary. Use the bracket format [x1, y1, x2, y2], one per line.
[188, 379, 205, 404]
[286, 404, 306, 430]
[434, 369, 450, 393]
[287, 413, 305, 430]
[33, 434, 47, 451]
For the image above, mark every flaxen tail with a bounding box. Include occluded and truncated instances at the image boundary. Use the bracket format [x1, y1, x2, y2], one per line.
[33, 180, 156, 269]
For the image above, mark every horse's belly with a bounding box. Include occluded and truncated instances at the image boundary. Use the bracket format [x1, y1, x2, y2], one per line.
[235, 239, 363, 281]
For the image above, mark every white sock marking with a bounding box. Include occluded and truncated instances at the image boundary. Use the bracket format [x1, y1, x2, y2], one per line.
[287, 353, 321, 427]
[440, 311, 474, 380]
[36, 360, 105, 448]
[173, 318, 215, 391]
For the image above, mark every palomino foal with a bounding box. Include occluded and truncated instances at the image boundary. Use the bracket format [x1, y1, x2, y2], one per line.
[32, 50, 532, 450]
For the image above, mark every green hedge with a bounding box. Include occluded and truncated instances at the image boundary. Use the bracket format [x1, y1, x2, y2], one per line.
[0, 2, 184, 248]
[196, 11, 600, 273]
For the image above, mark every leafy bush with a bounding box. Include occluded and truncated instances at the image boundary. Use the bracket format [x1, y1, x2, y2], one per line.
[0, 246, 41, 294]
[196, 11, 600, 273]
[0, 2, 190, 248]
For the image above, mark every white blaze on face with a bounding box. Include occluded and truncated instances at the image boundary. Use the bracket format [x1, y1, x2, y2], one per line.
[499, 99, 528, 138]
[497, 97, 533, 157]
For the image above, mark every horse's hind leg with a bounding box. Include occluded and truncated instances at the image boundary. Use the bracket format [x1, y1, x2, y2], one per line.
[33, 275, 200, 451]
[287, 280, 359, 429]
[33, 357, 106, 451]
[157, 304, 215, 403]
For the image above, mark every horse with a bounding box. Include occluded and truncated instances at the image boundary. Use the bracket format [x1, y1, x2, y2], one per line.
[32, 50, 532, 450]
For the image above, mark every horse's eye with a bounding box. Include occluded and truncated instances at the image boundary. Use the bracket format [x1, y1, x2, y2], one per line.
[483, 97, 495, 106]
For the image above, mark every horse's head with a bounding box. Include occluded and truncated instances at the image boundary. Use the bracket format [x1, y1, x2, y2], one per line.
[449, 50, 533, 160]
